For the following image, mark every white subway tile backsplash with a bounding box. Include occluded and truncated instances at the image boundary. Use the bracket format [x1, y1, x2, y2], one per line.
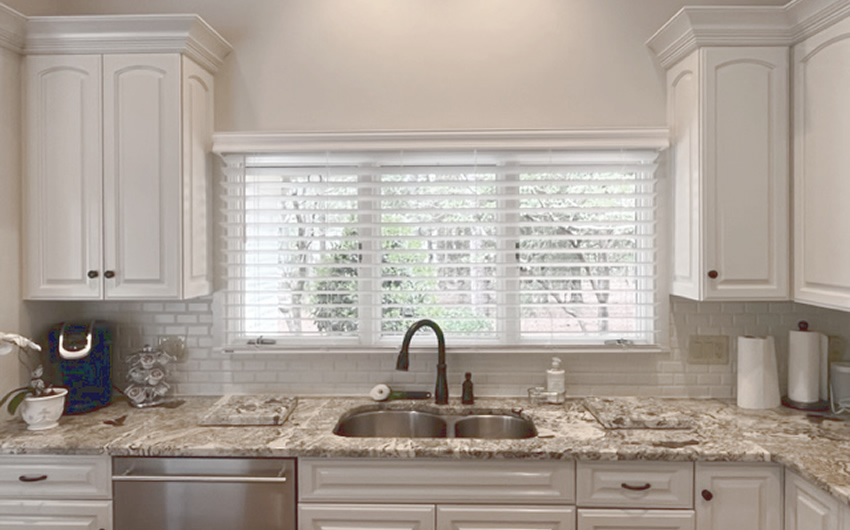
[66, 296, 850, 399]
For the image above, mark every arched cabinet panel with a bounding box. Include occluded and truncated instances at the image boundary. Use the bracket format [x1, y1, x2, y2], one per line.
[24, 53, 217, 300]
[24, 55, 103, 299]
[794, 17, 850, 310]
[666, 47, 789, 301]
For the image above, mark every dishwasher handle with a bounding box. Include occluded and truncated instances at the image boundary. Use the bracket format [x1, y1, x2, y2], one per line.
[114, 474, 287, 484]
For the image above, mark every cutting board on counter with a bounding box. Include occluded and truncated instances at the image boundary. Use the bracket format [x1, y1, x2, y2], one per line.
[198, 394, 297, 426]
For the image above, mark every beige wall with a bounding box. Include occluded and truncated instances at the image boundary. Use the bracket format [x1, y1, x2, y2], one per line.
[4, 0, 787, 133]
[0, 46, 22, 421]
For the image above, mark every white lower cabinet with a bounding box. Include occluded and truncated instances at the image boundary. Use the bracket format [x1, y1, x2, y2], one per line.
[297, 459, 576, 530]
[0, 455, 112, 530]
[299, 504, 435, 530]
[437, 505, 575, 530]
[786, 471, 839, 530]
[576, 461, 695, 530]
[695, 462, 782, 530]
[299, 504, 576, 530]
[577, 509, 695, 530]
[0, 500, 111, 529]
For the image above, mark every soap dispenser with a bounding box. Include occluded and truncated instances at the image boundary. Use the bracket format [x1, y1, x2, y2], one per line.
[462, 372, 474, 405]
[546, 357, 565, 403]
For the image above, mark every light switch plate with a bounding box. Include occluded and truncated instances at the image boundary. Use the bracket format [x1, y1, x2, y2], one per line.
[688, 335, 729, 365]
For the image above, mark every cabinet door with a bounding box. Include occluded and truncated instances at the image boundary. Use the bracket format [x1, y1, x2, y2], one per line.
[438, 505, 575, 530]
[299, 504, 435, 530]
[667, 51, 701, 300]
[793, 16, 850, 310]
[702, 47, 789, 300]
[181, 56, 214, 298]
[785, 471, 838, 530]
[0, 500, 111, 529]
[577, 509, 694, 530]
[103, 54, 181, 299]
[695, 463, 781, 530]
[23, 54, 103, 300]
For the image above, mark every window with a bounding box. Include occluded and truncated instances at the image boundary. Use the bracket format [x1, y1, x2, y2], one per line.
[219, 145, 661, 351]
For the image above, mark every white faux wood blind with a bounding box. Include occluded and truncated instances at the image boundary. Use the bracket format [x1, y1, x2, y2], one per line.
[220, 149, 659, 350]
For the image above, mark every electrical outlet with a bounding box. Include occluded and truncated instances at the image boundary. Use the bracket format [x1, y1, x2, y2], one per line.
[688, 335, 729, 365]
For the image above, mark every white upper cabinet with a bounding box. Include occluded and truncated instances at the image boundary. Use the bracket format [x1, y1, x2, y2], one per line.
[649, 1, 850, 306]
[22, 16, 230, 300]
[664, 46, 790, 301]
[23, 54, 104, 299]
[793, 15, 850, 310]
[102, 54, 182, 299]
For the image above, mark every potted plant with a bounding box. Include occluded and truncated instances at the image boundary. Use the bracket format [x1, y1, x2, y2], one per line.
[0, 332, 67, 430]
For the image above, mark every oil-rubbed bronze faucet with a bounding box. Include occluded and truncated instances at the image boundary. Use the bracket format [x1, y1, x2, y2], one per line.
[396, 319, 448, 405]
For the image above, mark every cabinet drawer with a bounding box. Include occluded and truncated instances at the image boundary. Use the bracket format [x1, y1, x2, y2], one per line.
[0, 500, 112, 530]
[0, 455, 111, 500]
[299, 458, 575, 505]
[577, 509, 694, 530]
[438, 505, 576, 530]
[577, 461, 693, 508]
[300, 503, 435, 530]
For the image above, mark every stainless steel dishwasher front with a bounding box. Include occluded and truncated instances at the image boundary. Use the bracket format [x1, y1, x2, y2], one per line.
[113, 456, 296, 530]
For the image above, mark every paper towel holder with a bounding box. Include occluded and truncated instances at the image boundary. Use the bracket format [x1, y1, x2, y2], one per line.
[782, 320, 830, 412]
[781, 395, 829, 412]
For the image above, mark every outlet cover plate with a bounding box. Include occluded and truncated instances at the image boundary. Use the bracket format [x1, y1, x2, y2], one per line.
[688, 335, 729, 365]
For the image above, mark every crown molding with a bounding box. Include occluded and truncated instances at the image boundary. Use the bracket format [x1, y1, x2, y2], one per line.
[647, 0, 850, 68]
[787, 0, 850, 40]
[0, 3, 26, 54]
[25, 14, 232, 73]
[646, 6, 792, 68]
[212, 128, 671, 156]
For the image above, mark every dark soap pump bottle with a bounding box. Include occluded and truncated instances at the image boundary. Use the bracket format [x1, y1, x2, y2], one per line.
[462, 372, 474, 405]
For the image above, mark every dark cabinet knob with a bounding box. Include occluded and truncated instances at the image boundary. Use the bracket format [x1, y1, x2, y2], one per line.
[87, 270, 99, 279]
[104, 270, 116, 279]
[708, 270, 719, 279]
[702, 489, 713, 501]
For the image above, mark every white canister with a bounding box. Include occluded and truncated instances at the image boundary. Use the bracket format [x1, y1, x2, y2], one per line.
[830, 362, 850, 414]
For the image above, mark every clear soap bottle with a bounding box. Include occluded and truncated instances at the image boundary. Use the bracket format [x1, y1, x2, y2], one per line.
[546, 357, 565, 404]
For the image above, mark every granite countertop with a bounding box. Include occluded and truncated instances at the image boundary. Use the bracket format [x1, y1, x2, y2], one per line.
[1, 395, 849, 505]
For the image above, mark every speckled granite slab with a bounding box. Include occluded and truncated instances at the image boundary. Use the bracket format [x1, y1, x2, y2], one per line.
[583, 396, 697, 430]
[6, 395, 850, 509]
[198, 394, 297, 426]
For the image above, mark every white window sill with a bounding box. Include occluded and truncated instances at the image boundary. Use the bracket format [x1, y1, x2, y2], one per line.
[219, 344, 670, 355]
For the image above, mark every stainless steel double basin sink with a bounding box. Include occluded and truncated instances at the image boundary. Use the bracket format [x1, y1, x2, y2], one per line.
[333, 407, 537, 439]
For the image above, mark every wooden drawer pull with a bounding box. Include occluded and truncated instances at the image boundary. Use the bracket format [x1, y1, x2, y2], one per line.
[621, 482, 652, 491]
[19, 474, 48, 482]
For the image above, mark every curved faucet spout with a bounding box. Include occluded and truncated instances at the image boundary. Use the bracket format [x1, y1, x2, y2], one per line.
[396, 319, 449, 405]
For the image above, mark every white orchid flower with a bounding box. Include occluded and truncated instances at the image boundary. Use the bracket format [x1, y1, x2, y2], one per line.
[0, 332, 42, 355]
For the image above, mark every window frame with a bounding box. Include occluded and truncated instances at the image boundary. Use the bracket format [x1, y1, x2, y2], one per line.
[212, 130, 670, 354]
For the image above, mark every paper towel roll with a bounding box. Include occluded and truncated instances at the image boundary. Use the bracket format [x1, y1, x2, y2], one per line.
[737, 336, 781, 409]
[788, 330, 828, 403]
